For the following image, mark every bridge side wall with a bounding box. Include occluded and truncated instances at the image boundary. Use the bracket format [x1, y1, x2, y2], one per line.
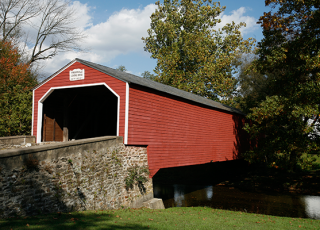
[128, 84, 249, 177]
[0, 136, 152, 218]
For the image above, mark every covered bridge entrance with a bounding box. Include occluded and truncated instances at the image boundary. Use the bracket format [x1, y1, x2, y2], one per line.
[41, 85, 118, 142]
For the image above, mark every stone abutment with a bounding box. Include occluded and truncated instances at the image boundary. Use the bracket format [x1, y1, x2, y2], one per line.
[0, 136, 154, 218]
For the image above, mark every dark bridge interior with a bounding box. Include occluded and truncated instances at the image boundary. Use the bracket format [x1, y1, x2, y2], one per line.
[42, 85, 118, 142]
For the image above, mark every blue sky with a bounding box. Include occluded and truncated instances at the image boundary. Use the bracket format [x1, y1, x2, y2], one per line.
[39, 0, 269, 78]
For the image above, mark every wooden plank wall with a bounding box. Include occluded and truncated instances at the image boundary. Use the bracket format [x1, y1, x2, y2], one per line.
[42, 115, 63, 142]
[33, 62, 126, 141]
[128, 84, 248, 177]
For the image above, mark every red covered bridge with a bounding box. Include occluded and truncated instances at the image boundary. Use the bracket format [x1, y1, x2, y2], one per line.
[32, 59, 249, 177]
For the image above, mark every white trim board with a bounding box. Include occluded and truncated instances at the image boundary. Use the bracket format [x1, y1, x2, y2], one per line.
[124, 83, 129, 144]
[36, 83, 120, 143]
[31, 90, 35, 136]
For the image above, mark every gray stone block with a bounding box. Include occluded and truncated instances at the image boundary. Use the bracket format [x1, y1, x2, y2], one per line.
[143, 198, 165, 209]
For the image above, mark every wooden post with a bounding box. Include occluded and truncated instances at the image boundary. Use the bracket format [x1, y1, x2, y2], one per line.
[53, 118, 56, 141]
[63, 127, 68, 142]
[63, 97, 69, 142]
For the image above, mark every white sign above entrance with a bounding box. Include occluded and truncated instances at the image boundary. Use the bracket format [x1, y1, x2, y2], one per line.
[70, 69, 85, 81]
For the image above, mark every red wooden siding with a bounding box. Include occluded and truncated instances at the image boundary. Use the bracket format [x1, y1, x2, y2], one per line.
[128, 84, 248, 177]
[32, 62, 127, 141]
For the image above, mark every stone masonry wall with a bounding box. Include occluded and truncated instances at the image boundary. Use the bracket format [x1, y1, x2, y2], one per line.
[0, 142, 152, 218]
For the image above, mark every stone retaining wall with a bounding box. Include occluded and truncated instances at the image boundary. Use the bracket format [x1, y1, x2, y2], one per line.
[0, 136, 36, 150]
[0, 136, 152, 218]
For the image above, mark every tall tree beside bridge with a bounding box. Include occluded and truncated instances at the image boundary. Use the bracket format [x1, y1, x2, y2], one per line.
[142, 0, 255, 105]
[244, 0, 320, 171]
[0, 40, 37, 136]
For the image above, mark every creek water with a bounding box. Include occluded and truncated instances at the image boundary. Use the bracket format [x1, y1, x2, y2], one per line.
[152, 161, 320, 220]
[153, 183, 320, 219]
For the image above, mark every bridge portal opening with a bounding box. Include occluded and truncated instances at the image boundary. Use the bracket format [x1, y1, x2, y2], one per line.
[41, 85, 118, 142]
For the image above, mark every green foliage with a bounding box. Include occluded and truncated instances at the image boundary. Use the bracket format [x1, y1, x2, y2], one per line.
[234, 54, 278, 113]
[141, 71, 157, 81]
[299, 153, 320, 171]
[0, 85, 34, 136]
[116, 65, 127, 72]
[0, 40, 37, 136]
[111, 149, 122, 166]
[124, 165, 149, 191]
[142, 0, 255, 104]
[244, 0, 320, 171]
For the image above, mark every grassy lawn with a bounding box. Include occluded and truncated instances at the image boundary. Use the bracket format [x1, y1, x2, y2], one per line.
[1, 207, 319, 230]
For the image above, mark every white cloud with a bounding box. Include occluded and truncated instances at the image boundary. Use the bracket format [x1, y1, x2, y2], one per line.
[84, 4, 157, 60]
[217, 7, 258, 35]
[38, 3, 157, 75]
[70, 1, 92, 30]
[24, 3, 257, 76]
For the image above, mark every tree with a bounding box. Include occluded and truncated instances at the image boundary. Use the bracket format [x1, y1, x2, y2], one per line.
[235, 54, 277, 113]
[116, 65, 127, 72]
[244, 0, 320, 171]
[142, 0, 254, 104]
[0, 0, 38, 42]
[141, 70, 156, 81]
[0, 40, 37, 136]
[0, 0, 86, 64]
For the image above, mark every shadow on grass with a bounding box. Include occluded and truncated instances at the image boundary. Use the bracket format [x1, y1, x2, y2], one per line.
[0, 211, 150, 230]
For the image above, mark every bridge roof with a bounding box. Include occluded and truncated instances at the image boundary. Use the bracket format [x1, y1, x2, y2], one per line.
[35, 58, 244, 115]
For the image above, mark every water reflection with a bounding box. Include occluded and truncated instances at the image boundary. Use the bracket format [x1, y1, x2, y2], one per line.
[154, 184, 320, 219]
[173, 184, 185, 207]
[206, 186, 213, 200]
[303, 196, 320, 219]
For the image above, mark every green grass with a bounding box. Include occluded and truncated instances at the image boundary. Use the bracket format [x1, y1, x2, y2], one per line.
[1, 207, 319, 230]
